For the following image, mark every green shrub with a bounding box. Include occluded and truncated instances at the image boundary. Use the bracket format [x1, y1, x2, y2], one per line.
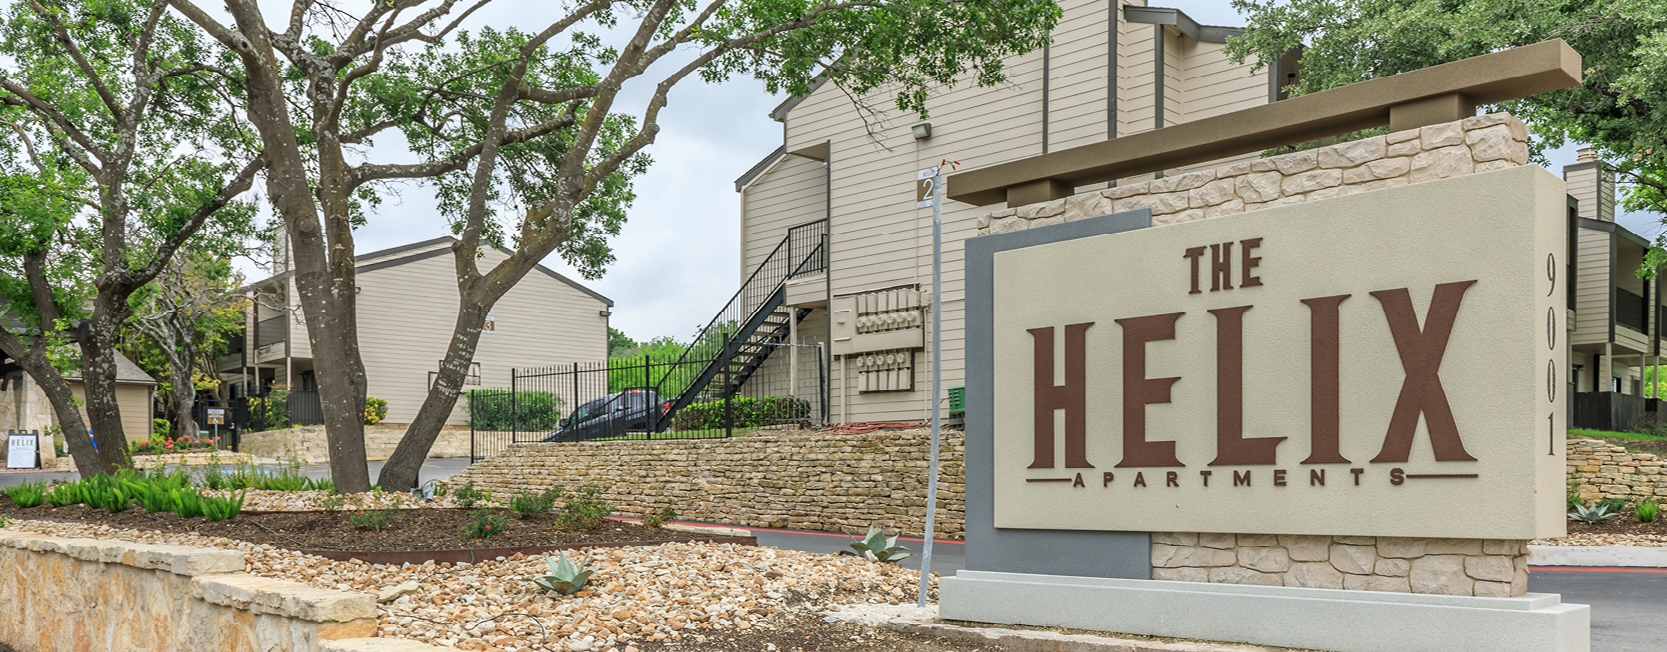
[247, 391, 289, 432]
[641, 507, 676, 529]
[4, 481, 47, 508]
[172, 488, 205, 519]
[201, 491, 245, 522]
[453, 481, 491, 509]
[152, 418, 171, 437]
[670, 396, 810, 431]
[509, 488, 564, 519]
[1638, 500, 1660, 524]
[364, 396, 389, 425]
[79, 475, 133, 513]
[555, 484, 613, 532]
[350, 506, 402, 531]
[46, 482, 83, 507]
[465, 391, 564, 431]
[463, 509, 509, 539]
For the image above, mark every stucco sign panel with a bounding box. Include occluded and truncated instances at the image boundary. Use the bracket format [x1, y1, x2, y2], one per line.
[990, 166, 1567, 540]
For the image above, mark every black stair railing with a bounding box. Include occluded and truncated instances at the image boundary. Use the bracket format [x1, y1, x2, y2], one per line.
[650, 219, 827, 431]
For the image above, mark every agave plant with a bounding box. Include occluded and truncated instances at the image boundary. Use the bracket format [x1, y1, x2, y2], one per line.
[838, 526, 913, 564]
[1569, 503, 1618, 523]
[525, 552, 594, 595]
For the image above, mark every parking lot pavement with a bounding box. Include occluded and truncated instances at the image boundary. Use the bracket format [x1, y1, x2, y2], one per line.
[1528, 567, 1667, 652]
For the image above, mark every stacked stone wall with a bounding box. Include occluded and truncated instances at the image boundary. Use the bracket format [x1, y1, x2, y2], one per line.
[0, 530, 439, 651]
[974, 113, 1530, 235]
[450, 428, 967, 538]
[241, 425, 471, 463]
[1151, 533, 1529, 597]
[1568, 438, 1667, 503]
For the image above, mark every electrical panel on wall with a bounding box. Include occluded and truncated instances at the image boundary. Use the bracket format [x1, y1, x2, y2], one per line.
[831, 287, 926, 356]
[854, 349, 915, 393]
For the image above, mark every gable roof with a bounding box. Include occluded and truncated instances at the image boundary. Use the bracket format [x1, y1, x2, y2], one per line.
[245, 237, 613, 307]
[64, 351, 158, 387]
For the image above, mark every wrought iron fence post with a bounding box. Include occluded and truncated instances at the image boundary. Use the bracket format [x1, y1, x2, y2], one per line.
[724, 365, 733, 438]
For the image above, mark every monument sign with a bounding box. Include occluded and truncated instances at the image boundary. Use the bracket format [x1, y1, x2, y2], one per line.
[990, 165, 1566, 541]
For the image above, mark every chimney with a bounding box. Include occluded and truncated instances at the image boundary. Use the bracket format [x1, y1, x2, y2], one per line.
[1564, 148, 1614, 222]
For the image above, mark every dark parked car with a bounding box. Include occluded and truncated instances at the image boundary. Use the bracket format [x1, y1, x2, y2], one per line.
[541, 390, 671, 442]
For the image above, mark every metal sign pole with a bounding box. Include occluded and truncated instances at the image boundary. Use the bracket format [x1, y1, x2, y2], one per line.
[918, 166, 944, 607]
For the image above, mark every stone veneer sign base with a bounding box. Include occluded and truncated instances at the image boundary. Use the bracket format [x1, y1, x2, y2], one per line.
[940, 571, 1589, 652]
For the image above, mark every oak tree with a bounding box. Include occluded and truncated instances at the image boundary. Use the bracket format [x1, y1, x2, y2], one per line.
[163, 0, 1059, 491]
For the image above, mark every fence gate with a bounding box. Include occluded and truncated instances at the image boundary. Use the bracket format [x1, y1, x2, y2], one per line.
[468, 344, 827, 462]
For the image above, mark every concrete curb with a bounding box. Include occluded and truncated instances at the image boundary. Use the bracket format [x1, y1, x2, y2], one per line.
[882, 618, 1284, 651]
[1528, 545, 1667, 568]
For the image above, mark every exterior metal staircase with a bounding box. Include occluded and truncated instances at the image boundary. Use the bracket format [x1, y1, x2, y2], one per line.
[650, 219, 827, 430]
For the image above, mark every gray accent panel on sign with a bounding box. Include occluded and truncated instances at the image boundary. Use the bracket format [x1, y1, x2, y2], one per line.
[963, 208, 1155, 580]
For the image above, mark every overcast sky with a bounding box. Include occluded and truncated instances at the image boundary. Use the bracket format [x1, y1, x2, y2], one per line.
[235, 0, 1653, 347]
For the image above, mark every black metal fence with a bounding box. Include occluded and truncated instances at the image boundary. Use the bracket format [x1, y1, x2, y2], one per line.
[468, 344, 827, 462]
[288, 390, 324, 425]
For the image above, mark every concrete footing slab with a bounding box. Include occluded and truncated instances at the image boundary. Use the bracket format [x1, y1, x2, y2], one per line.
[1528, 545, 1667, 568]
[940, 570, 1590, 652]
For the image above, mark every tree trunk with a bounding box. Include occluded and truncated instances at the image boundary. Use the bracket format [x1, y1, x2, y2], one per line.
[76, 303, 134, 471]
[171, 356, 200, 441]
[378, 300, 492, 491]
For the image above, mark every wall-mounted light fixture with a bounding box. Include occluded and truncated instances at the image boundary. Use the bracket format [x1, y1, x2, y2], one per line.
[911, 123, 932, 141]
[599, 310, 612, 317]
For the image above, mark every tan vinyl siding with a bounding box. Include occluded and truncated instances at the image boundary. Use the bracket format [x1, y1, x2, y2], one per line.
[1567, 167, 1599, 221]
[1045, 0, 1113, 151]
[749, 0, 1272, 425]
[1180, 41, 1266, 122]
[68, 383, 153, 440]
[353, 246, 608, 425]
[1162, 27, 1184, 129]
[1117, 4, 1156, 138]
[741, 154, 827, 283]
[1571, 228, 1610, 346]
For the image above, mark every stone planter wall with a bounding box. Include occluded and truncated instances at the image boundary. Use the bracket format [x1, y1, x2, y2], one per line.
[450, 428, 967, 538]
[240, 425, 471, 463]
[130, 451, 256, 468]
[1151, 533, 1529, 597]
[0, 529, 451, 651]
[974, 113, 1529, 235]
[1568, 438, 1667, 503]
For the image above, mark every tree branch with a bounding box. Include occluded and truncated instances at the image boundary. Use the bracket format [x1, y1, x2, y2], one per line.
[25, 0, 125, 122]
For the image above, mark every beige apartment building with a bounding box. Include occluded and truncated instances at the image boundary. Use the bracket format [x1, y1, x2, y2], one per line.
[1564, 149, 1667, 430]
[223, 237, 611, 426]
[733, 1, 1297, 423]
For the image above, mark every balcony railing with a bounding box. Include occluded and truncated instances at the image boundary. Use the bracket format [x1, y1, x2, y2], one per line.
[254, 315, 287, 349]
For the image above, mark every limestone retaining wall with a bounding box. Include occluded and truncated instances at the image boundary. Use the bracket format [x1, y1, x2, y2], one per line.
[240, 425, 471, 463]
[450, 428, 967, 538]
[1568, 438, 1667, 503]
[0, 529, 448, 651]
[1151, 533, 1529, 597]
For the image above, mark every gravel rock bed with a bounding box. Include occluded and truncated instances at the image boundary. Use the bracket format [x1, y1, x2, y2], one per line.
[1, 518, 936, 652]
[208, 489, 473, 512]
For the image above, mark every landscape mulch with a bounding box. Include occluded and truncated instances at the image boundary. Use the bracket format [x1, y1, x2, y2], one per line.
[634, 612, 1003, 652]
[0, 495, 727, 554]
[1563, 512, 1667, 537]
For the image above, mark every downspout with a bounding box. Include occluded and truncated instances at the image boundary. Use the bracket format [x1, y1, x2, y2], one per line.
[1152, 24, 1165, 178]
[1042, 40, 1051, 153]
[825, 139, 836, 424]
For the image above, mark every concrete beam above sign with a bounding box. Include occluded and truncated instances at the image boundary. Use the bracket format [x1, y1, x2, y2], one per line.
[984, 165, 1566, 540]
